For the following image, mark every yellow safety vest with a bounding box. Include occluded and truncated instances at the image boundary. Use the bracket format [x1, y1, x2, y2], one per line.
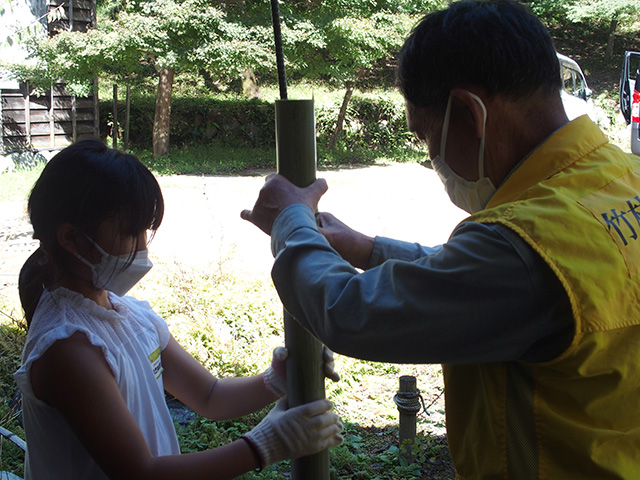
[443, 116, 640, 479]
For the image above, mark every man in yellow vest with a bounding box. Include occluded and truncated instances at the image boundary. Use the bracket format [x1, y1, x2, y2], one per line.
[242, 0, 640, 477]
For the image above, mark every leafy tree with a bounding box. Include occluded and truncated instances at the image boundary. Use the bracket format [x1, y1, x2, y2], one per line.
[4, 0, 273, 157]
[4, 0, 447, 154]
[98, 0, 274, 157]
[322, 12, 416, 149]
[523, 0, 570, 27]
[263, 0, 448, 150]
[566, 0, 640, 59]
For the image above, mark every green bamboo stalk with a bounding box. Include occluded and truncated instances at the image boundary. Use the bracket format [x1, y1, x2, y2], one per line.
[275, 99, 329, 480]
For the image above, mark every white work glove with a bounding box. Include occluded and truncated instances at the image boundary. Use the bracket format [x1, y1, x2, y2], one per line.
[264, 346, 340, 398]
[243, 399, 343, 468]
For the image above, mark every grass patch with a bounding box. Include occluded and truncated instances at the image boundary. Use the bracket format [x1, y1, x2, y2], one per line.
[136, 144, 277, 176]
[0, 254, 452, 479]
[0, 163, 46, 203]
[136, 258, 452, 479]
[0, 294, 27, 477]
[131, 139, 427, 177]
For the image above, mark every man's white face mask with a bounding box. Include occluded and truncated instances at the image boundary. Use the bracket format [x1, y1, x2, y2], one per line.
[431, 92, 496, 214]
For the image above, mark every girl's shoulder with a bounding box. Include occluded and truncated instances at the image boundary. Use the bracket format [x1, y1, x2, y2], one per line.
[31, 287, 125, 332]
[15, 289, 169, 397]
[16, 289, 120, 399]
[112, 293, 170, 347]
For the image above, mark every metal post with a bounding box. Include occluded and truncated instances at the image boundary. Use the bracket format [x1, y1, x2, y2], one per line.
[270, 0, 287, 101]
[395, 376, 419, 464]
[49, 85, 55, 147]
[68, 0, 74, 31]
[92, 78, 99, 139]
[24, 82, 31, 147]
[112, 84, 118, 149]
[72, 93, 77, 143]
[124, 85, 131, 151]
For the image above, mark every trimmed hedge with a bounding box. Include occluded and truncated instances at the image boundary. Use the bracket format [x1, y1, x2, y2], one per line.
[100, 93, 416, 152]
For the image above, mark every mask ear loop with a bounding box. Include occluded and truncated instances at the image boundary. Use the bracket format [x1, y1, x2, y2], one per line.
[466, 92, 487, 179]
[439, 94, 453, 162]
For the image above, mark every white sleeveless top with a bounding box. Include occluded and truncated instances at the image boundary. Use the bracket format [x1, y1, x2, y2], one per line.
[14, 287, 180, 479]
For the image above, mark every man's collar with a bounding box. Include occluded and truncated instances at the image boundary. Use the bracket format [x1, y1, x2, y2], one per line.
[485, 116, 607, 208]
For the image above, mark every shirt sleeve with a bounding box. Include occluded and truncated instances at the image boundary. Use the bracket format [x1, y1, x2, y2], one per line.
[270, 204, 573, 364]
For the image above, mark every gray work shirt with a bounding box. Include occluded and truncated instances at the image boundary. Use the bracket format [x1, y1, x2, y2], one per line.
[271, 204, 573, 364]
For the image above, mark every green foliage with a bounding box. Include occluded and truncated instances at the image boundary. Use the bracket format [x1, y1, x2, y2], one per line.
[0, 308, 25, 401]
[0, 162, 45, 202]
[521, 1, 566, 28]
[136, 144, 276, 176]
[0, 399, 25, 477]
[566, 0, 640, 25]
[99, 86, 423, 159]
[132, 261, 283, 378]
[271, 2, 439, 86]
[316, 90, 416, 151]
[3, 0, 274, 94]
[0, 294, 27, 477]
[321, 12, 416, 84]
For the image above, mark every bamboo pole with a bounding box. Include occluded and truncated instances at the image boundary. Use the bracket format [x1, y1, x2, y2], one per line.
[275, 99, 329, 480]
[269, 2, 329, 475]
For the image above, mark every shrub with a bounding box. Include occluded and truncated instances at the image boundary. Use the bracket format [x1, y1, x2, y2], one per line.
[99, 91, 420, 155]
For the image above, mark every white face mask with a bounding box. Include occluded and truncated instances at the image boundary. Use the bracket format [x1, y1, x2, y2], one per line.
[431, 92, 496, 214]
[74, 237, 153, 296]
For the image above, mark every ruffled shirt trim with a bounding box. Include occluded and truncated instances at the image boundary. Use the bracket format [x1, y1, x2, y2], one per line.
[14, 287, 169, 402]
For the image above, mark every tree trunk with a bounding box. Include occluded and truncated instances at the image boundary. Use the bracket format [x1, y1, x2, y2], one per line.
[242, 68, 261, 99]
[328, 83, 354, 151]
[153, 67, 175, 159]
[605, 16, 618, 60]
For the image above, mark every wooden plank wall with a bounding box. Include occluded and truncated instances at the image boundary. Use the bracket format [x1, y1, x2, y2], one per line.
[1, 82, 98, 150]
[48, 0, 95, 33]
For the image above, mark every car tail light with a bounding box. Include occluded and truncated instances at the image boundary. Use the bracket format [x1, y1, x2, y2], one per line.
[632, 89, 640, 123]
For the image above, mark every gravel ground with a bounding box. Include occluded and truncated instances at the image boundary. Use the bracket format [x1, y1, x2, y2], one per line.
[0, 162, 466, 295]
[150, 162, 466, 275]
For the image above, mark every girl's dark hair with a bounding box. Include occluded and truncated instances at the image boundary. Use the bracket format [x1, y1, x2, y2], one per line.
[397, 0, 561, 113]
[19, 139, 164, 325]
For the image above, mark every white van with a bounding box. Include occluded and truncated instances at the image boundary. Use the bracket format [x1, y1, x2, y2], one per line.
[557, 52, 597, 122]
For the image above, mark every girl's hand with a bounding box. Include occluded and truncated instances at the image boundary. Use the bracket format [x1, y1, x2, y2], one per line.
[264, 346, 340, 398]
[243, 399, 343, 468]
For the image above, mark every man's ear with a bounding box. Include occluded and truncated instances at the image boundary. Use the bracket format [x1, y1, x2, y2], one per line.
[450, 88, 486, 139]
[56, 223, 82, 255]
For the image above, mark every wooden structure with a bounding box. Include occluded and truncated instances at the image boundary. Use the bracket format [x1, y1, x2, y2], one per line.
[0, 1, 98, 152]
[1, 81, 99, 151]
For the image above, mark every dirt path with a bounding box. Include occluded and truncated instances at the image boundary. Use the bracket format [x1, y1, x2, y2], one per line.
[0, 163, 466, 297]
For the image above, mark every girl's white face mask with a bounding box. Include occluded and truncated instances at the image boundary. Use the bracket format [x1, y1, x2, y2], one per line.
[431, 92, 496, 214]
[74, 237, 153, 296]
